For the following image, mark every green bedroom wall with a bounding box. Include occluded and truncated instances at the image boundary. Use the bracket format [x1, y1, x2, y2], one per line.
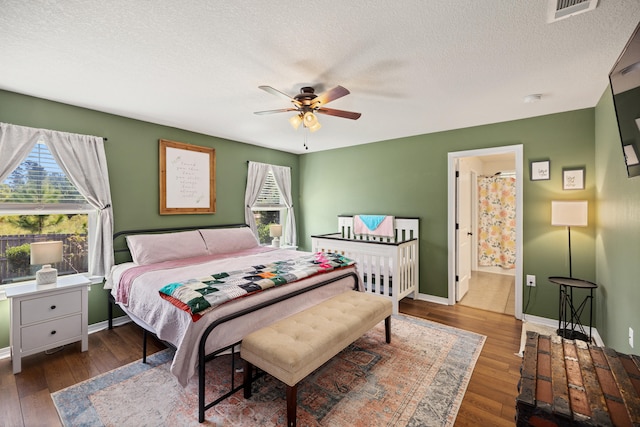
[298, 109, 597, 321]
[0, 89, 299, 348]
[0, 88, 619, 351]
[594, 88, 640, 352]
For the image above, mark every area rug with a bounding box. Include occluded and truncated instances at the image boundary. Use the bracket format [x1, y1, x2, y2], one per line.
[52, 315, 485, 427]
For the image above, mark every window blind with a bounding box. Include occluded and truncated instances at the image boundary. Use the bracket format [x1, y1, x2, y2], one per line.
[0, 141, 89, 209]
[254, 170, 283, 208]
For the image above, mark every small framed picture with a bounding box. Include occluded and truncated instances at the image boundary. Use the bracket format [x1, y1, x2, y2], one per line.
[530, 160, 550, 181]
[563, 167, 585, 190]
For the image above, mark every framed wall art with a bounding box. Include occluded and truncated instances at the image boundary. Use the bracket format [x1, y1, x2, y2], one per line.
[562, 167, 585, 190]
[530, 160, 550, 181]
[159, 139, 216, 214]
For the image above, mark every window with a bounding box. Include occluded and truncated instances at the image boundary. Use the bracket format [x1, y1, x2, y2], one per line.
[0, 141, 93, 284]
[251, 169, 286, 245]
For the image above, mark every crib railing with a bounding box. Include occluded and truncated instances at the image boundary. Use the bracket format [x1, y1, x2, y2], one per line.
[312, 216, 419, 314]
[338, 215, 419, 242]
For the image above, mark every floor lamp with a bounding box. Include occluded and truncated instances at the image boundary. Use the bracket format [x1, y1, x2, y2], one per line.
[551, 201, 588, 277]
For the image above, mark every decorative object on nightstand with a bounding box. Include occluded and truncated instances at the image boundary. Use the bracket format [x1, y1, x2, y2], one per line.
[551, 200, 587, 277]
[269, 224, 282, 248]
[30, 241, 63, 285]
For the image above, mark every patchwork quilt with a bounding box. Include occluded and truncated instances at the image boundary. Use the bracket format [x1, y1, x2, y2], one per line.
[159, 252, 354, 321]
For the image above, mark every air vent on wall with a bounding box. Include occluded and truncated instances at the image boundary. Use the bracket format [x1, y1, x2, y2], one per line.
[547, 0, 598, 23]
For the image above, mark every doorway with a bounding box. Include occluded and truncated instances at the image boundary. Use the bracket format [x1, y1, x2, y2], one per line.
[447, 145, 523, 319]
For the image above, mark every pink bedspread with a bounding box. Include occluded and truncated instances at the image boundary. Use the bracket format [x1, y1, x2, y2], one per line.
[109, 247, 361, 386]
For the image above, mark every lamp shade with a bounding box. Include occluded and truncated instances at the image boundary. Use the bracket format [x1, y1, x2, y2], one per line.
[303, 111, 318, 127]
[289, 114, 302, 130]
[269, 224, 283, 238]
[551, 201, 588, 227]
[30, 241, 63, 265]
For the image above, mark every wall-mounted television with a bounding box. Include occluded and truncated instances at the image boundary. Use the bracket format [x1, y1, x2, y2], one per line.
[609, 22, 640, 178]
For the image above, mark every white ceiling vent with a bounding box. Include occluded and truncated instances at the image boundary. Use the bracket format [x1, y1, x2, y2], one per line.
[547, 0, 599, 23]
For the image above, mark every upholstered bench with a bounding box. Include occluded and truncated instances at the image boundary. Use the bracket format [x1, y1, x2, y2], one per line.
[241, 290, 393, 427]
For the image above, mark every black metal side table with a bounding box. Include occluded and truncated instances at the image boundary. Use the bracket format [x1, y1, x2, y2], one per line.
[548, 276, 597, 343]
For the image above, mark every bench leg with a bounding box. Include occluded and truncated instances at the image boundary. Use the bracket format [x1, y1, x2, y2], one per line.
[385, 316, 391, 343]
[286, 384, 297, 427]
[243, 361, 253, 398]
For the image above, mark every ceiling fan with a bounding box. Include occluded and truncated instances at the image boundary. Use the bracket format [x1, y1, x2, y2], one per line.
[254, 85, 361, 132]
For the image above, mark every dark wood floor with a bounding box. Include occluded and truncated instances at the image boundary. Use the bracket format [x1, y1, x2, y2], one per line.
[0, 299, 522, 427]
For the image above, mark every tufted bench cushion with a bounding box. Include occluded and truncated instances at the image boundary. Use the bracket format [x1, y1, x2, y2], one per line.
[241, 290, 392, 426]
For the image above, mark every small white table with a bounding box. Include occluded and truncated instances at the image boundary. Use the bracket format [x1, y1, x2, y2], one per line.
[6, 274, 91, 374]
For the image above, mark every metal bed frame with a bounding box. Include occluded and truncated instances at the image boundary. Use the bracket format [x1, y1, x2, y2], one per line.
[106, 223, 359, 422]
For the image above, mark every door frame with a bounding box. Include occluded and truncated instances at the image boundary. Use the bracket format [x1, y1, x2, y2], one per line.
[455, 163, 472, 302]
[447, 144, 524, 319]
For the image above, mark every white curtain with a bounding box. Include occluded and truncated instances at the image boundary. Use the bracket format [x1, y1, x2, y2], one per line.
[0, 122, 114, 276]
[244, 161, 270, 236]
[271, 164, 297, 246]
[244, 161, 297, 246]
[0, 123, 41, 180]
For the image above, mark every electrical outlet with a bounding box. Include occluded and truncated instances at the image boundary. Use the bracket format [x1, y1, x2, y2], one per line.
[526, 274, 536, 287]
[630, 327, 634, 348]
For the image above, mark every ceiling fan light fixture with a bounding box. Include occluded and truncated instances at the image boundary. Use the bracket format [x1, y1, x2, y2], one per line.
[308, 121, 322, 132]
[303, 111, 318, 127]
[289, 114, 302, 130]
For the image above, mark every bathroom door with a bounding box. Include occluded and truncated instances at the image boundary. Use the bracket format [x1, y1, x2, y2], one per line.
[456, 169, 472, 301]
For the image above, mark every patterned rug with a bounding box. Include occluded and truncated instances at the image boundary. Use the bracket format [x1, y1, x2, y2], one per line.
[52, 315, 485, 426]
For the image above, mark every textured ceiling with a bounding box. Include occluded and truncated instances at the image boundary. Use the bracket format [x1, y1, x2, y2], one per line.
[1, 1, 639, 154]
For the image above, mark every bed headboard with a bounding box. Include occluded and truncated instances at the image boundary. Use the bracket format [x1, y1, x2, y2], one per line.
[112, 223, 248, 264]
[337, 215, 419, 242]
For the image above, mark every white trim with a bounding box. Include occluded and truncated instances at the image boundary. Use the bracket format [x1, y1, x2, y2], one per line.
[522, 313, 604, 347]
[0, 314, 131, 360]
[87, 315, 131, 334]
[447, 145, 524, 319]
[414, 292, 449, 305]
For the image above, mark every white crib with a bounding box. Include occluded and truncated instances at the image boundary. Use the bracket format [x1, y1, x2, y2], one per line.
[311, 216, 419, 314]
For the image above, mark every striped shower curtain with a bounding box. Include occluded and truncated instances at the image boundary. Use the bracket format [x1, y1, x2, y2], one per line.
[477, 175, 516, 269]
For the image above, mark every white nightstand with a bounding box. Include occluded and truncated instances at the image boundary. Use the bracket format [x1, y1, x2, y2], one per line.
[6, 274, 91, 374]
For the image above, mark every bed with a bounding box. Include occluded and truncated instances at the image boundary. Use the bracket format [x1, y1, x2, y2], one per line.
[310, 216, 419, 314]
[105, 224, 361, 422]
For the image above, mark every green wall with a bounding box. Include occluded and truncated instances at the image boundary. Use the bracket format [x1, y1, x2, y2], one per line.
[299, 109, 597, 321]
[4, 87, 632, 352]
[594, 88, 640, 351]
[0, 89, 299, 348]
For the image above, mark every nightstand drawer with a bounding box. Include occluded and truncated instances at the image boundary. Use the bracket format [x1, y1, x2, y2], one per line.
[20, 290, 82, 325]
[20, 314, 82, 352]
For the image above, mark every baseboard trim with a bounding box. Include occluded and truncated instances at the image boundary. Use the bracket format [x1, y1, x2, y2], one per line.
[522, 313, 604, 347]
[0, 315, 132, 361]
[413, 292, 449, 305]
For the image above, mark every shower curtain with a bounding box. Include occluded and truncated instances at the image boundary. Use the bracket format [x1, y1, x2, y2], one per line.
[477, 175, 516, 269]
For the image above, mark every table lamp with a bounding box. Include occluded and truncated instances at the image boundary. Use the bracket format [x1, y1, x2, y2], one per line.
[30, 241, 63, 285]
[269, 224, 282, 248]
[551, 201, 588, 277]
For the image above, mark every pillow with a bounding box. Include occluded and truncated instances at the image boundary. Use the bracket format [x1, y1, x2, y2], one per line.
[126, 230, 209, 265]
[199, 227, 259, 255]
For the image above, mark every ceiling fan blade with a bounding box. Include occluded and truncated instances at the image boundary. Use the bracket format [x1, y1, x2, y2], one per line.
[254, 108, 298, 115]
[316, 107, 361, 120]
[259, 85, 294, 100]
[314, 85, 350, 106]
[258, 85, 303, 108]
